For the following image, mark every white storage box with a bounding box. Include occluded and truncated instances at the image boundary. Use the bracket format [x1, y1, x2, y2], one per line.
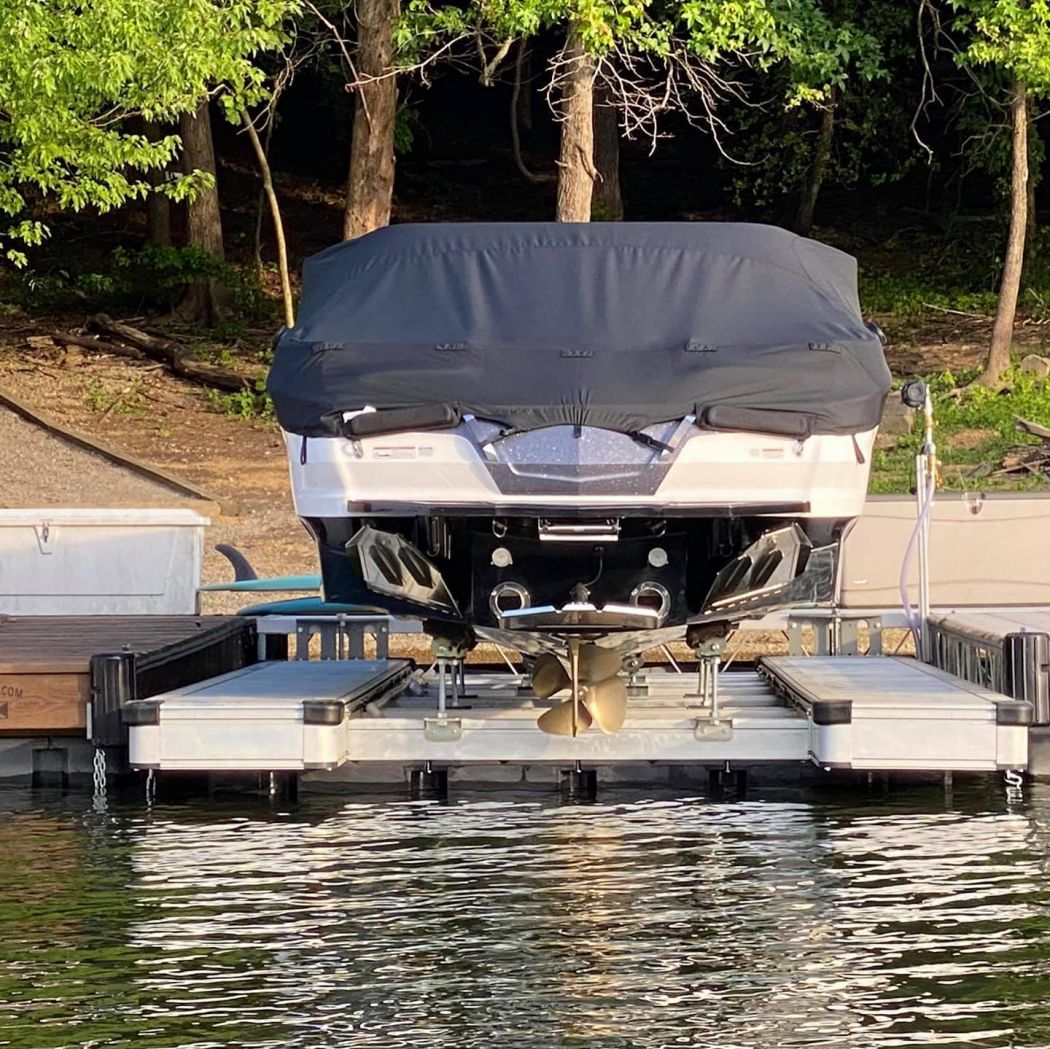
[0, 508, 208, 615]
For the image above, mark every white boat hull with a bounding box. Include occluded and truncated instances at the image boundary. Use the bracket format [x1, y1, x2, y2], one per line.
[283, 423, 878, 654]
[286, 426, 877, 521]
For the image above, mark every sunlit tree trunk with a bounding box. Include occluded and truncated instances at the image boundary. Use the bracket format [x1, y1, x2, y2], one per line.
[243, 113, 294, 329]
[592, 85, 622, 220]
[177, 101, 227, 325]
[555, 23, 597, 222]
[981, 81, 1029, 388]
[344, 0, 399, 240]
[795, 89, 837, 237]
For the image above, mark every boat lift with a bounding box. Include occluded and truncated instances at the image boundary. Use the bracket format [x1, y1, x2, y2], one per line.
[112, 383, 1048, 795]
[123, 628, 1032, 794]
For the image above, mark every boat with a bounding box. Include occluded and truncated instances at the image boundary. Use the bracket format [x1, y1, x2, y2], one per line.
[268, 222, 891, 674]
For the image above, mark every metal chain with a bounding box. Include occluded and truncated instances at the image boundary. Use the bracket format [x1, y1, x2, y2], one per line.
[92, 747, 107, 812]
[1005, 768, 1025, 806]
[145, 768, 156, 808]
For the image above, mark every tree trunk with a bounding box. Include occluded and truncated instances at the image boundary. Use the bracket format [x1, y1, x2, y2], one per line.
[591, 85, 622, 220]
[344, 0, 400, 240]
[795, 90, 837, 237]
[143, 120, 171, 248]
[555, 24, 597, 222]
[243, 113, 295, 329]
[1027, 95, 1039, 257]
[510, 42, 547, 183]
[177, 101, 227, 325]
[253, 118, 275, 277]
[981, 81, 1029, 388]
[515, 43, 533, 135]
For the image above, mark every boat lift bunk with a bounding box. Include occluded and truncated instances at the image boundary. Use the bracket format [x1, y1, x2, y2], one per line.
[124, 651, 1031, 782]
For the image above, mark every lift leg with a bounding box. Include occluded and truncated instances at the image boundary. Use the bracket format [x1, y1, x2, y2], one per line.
[560, 761, 598, 803]
[268, 771, 299, 802]
[708, 763, 747, 800]
[411, 761, 448, 800]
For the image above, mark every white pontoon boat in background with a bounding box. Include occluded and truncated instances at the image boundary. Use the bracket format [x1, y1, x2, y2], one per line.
[268, 222, 891, 675]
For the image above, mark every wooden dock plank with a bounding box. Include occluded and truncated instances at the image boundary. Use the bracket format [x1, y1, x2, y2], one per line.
[0, 615, 248, 736]
[0, 615, 238, 672]
[0, 672, 88, 733]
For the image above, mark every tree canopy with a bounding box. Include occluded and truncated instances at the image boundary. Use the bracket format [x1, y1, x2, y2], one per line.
[0, 0, 297, 264]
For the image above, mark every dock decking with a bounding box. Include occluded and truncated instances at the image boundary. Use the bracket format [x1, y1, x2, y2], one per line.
[0, 615, 253, 735]
[124, 655, 1031, 777]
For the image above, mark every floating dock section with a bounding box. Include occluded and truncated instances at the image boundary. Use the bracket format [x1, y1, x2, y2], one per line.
[0, 615, 256, 783]
[927, 610, 1050, 773]
[124, 654, 1030, 783]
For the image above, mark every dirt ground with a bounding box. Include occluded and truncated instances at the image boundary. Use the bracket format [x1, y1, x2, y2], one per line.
[0, 324, 316, 620]
[0, 405, 183, 506]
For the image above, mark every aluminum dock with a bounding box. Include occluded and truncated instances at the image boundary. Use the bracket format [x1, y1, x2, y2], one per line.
[122, 650, 1031, 794]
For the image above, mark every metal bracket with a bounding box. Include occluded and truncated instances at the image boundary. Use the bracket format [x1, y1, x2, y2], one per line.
[424, 717, 463, 742]
[694, 719, 733, 741]
[538, 519, 621, 543]
[34, 521, 53, 556]
[660, 414, 697, 459]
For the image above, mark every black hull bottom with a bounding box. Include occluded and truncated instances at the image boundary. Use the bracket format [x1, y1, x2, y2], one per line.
[305, 513, 847, 637]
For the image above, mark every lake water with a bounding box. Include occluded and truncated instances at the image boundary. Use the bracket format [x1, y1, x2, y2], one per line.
[3, 780, 1050, 1049]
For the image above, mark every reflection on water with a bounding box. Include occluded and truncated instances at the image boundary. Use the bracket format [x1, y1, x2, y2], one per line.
[2, 782, 1050, 1049]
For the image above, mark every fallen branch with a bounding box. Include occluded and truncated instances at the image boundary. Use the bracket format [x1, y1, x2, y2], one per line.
[1016, 416, 1050, 440]
[88, 314, 262, 392]
[47, 330, 145, 361]
[920, 302, 993, 321]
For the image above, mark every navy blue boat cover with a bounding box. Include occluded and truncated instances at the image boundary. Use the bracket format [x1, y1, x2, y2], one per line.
[268, 222, 891, 439]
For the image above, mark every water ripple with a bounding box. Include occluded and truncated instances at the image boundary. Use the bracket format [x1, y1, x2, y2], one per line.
[1, 785, 1050, 1048]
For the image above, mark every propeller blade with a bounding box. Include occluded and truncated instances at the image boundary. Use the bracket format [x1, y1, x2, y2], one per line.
[531, 653, 571, 699]
[582, 677, 628, 734]
[537, 697, 594, 736]
[578, 644, 623, 684]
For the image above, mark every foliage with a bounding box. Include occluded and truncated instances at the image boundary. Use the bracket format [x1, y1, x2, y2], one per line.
[857, 223, 1050, 318]
[395, 105, 424, 154]
[869, 368, 1050, 492]
[722, 0, 916, 210]
[0, 0, 299, 265]
[9, 245, 271, 318]
[205, 380, 275, 421]
[950, 0, 1050, 95]
[396, 0, 881, 146]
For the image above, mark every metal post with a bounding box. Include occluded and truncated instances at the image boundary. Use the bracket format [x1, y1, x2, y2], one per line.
[568, 639, 581, 737]
[708, 655, 720, 722]
[916, 386, 936, 663]
[916, 452, 932, 662]
[560, 760, 597, 803]
[411, 761, 448, 799]
[92, 747, 108, 813]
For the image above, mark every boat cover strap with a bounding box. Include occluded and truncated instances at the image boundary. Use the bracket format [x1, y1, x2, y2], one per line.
[343, 403, 461, 438]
